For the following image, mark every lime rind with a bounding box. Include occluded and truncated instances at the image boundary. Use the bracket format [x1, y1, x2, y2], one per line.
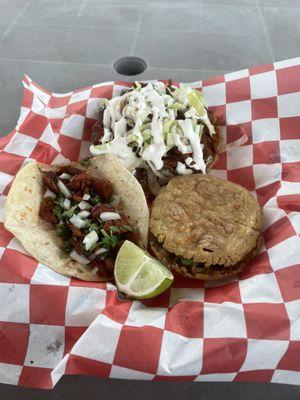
[114, 240, 146, 285]
[114, 240, 174, 299]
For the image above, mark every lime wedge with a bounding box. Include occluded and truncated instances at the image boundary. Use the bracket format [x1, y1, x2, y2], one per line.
[114, 240, 174, 299]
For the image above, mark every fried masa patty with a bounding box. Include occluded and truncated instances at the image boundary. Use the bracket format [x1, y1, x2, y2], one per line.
[150, 233, 262, 280]
[150, 174, 263, 279]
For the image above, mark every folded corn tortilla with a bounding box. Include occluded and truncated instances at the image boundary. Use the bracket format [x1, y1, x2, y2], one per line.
[4, 155, 149, 281]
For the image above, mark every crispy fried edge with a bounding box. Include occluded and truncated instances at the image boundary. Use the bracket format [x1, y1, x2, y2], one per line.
[150, 234, 263, 281]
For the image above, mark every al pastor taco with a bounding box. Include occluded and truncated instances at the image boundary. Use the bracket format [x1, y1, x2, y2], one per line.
[4, 155, 149, 282]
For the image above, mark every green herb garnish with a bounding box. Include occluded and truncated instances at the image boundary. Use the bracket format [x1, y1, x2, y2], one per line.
[54, 193, 64, 206]
[84, 219, 91, 228]
[181, 258, 194, 267]
[110, 226, 121, 234]
[62, 205, 77, 219]
[90, 196, 101, 206]
[56, 224, 70, 238]
[101, 229, 109, 237]
[109, 225, 133, 234]
[60, 250, 69, 259]
[81, 158, 90, 167]
[89, 222, 101, 232]
[108, 193, 115, 203]
[100, 229, 119, 249]
[53, 206, 63, 220]
[60, 240, 73, 258]
[121, 224, 133, 232]
[62, 240, 73, 253]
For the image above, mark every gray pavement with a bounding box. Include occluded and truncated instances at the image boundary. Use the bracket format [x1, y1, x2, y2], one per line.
[0, 0, 300, 398]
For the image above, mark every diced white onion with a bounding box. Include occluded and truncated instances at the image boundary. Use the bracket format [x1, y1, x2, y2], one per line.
[70, 215, 87, 229]
[79, 201, 90, 210]
[44, 189, 56, 199]
[58, 180, 71, 198]
[59, 173, 72, 180]
[83, 194, 90, 201]
[63, 198, 71, 209]
[69, 250, 90, 265]
[91, 266, 99, 275]
[83, 230, 98, 251]
[100, 212, 121, 221]
[77, 210, 90, 218]
[94, 247, 108, 256]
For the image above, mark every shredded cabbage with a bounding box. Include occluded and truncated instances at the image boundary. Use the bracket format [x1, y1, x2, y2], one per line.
[90, 82, 216, 176]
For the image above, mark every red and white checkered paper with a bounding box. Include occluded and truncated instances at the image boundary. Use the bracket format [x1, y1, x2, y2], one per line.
[0, 58, 300, 389]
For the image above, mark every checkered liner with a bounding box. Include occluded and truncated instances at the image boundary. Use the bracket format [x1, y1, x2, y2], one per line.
[0, 58, 300, 389]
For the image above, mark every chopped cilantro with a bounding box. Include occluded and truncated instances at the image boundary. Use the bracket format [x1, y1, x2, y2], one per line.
[62, 205, 77, 219]
[109, 226, 121, 234]
[56, 224, 70, 238]
[121, 224, 133, 232]
[60, 240, 72, 258]
[101, 229, 108, 237]
[54, 193, 64, 206]
[59, 250, 69, 259]
[181, 258, 194, 267]
[89, 222, 101, 232]
[81, 158, 90, 167]
[101, 235, 118, 249]
[90, 196, 101, 206]
[53, 206, 63, 220]
[109, 225, 133, 235]
[62, 240, 72, 253]
[100, 229, 119, 249]
[108, 193, 114, 203]
[84, 219, 91, 228]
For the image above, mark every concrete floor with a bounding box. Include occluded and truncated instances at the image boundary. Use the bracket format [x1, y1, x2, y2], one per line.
[0, 0, 300, 398]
